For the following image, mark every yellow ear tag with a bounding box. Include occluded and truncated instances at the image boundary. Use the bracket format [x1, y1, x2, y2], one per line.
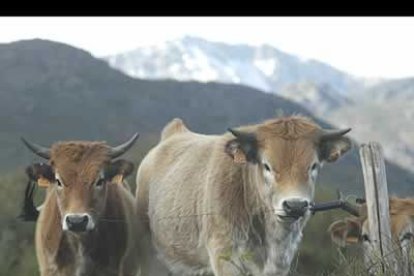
[111, 174, 124, 183]
[330, 151, 340, 162]
[234, 149, 247, 164]
[38, 177, 51, 187]
[346, 236, 359, 244]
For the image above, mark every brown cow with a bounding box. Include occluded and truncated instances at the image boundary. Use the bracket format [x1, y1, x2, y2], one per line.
[21, 134, 141, 276]
[329, 197, 414, 275]
[136, 115, 353, 276]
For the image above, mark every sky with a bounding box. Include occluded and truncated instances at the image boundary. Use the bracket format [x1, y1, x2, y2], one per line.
[1, 16, 414, 79]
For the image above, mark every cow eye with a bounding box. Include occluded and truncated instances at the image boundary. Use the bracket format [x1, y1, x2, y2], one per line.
[263, 163, 271, 172]
[56, 179, 62, 187]
[401, 232, 413, 241]
[310, 163, 318, 171]
[95, 178, 105, 187]
[361, 234, 370, 242]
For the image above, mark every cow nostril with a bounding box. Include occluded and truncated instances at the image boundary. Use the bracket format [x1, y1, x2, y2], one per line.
[66, 214, 89, 227]
[283, 201, 291, 210]
[283, 200, 309, 212]
[64, 214, 92, 232]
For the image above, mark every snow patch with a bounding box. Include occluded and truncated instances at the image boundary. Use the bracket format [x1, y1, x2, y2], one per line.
[254, 59, 276, 77]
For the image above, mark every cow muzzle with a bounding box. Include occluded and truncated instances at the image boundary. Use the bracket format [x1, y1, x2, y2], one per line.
[280, 198, 310, 220]
[63, 213, 95, 232]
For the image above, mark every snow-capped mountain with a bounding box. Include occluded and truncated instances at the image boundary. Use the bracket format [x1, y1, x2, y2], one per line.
[103, 37, 414, 174]
[103, 36, 364, 113]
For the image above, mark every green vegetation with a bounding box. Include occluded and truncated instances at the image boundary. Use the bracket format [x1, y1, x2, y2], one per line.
[0, 169, 38, 276]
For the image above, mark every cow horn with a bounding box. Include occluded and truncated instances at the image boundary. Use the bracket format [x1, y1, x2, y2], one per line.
[228, 128, 256, 141]
[109, 133, 140, 159]
[21, 137, 51, 160]
[320, 128, 352, 141]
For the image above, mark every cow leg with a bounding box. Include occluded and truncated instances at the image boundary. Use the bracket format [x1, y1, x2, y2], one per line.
[39, 266, 56, 276]
[36, 230, 57, 276]
[207, 235, 249, 276]
[134, 227, 152, 276]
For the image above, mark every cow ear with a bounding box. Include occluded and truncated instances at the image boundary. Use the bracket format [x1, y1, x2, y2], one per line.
[105, 159, 134, 183]
[320, 136, 352, 163]
[225, 128, 258, 164]
[26, 163, 54, 188]
[329, 218, 362, 247]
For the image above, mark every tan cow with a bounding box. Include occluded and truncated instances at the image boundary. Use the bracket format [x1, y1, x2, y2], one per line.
[329, 197, 414, 275]
[136, 115, 353, 276]
[20, 134, 142, 276]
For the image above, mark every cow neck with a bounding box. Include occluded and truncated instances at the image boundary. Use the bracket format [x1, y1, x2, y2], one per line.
[228, 163, 267, 243]
[242, 165, 311, 275]
[262, 205, 310, 275]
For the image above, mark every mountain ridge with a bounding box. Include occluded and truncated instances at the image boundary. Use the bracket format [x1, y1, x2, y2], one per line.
[104, 35, 365, 95]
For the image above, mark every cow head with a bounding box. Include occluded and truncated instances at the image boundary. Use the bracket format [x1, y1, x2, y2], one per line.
[225, 116, 352, 221]
[329, 198, 414, 273]
[21, 134, 139, 233]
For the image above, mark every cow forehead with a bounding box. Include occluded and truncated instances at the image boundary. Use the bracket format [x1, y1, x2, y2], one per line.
[50, 141, 110, 185]
[256, 115, 321, 139]
[361, 200, 414, 237]
[389, 198, 414, 235]
[390, 215, 413, 236]
[261, 138, 317, 170]
[255, 116, 320, 167]
[389, 197, 414, 215]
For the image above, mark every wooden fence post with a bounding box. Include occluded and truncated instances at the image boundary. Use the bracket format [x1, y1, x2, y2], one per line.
[359, 142, 397, 275]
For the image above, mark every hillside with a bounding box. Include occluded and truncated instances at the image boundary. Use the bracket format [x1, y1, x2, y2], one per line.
[0, 39, 413, 197]
[329, 78, 414, 172]
[279, 81, 355, 117]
